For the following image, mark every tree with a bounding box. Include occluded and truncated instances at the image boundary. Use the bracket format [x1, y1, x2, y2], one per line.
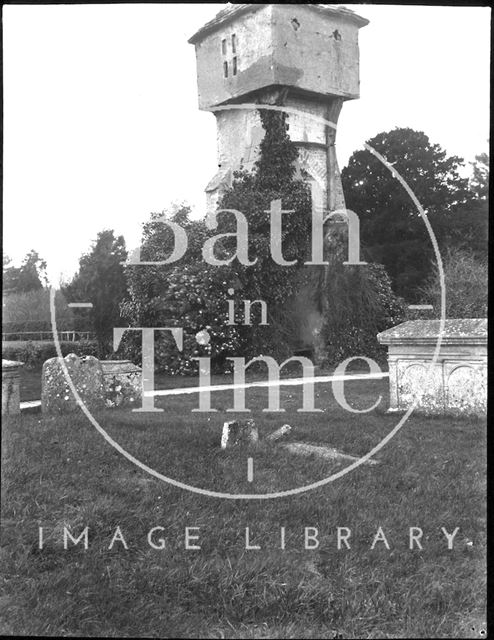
[64, 230, 128, 357]
[2, 254, 15, 291]
[341, 128, 473, 298]
[469, 152, 489, 201]
[3, 250, 48, 293]
[432, 199, 488, 259]
[121, 110, 313, 373]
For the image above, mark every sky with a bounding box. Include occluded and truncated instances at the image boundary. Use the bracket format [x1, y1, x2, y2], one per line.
[3, 3, 491, 284]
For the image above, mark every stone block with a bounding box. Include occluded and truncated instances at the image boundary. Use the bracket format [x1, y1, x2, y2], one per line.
[41, 353, 105, 414]
[266, 424, 292, 442]
[221, 419, 259, 449]
[189, 4, 368, 110]
[2, 359, 24, 415]
[100, 360, 142, 408]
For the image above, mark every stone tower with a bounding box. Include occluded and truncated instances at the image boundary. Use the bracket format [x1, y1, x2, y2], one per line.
[189, 3, 369, 214]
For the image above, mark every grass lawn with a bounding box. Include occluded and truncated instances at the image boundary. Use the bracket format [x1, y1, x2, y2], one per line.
[1, 378, 486, 638]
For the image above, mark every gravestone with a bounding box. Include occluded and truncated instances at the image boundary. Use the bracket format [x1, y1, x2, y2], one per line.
[221, 419, 259, 449]
[377, 319, 487, 416]
[41, 353, 105, 414]
[266, 424, 292, 442]
[2, 359, 24, 415]
[100, 360, 142, 408]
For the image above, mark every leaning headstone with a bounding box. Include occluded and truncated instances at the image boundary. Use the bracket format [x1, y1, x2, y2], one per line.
[377, 319, 487, 416]
[266, 424, 292, 442]
[221, 419, 259, 449]
[41, 353, 105, 414]
[100, 360, 142, 408]
[2, 360, 24, 415]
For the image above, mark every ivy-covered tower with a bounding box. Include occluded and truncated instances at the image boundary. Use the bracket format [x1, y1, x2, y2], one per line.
[189, 3, 369, 213]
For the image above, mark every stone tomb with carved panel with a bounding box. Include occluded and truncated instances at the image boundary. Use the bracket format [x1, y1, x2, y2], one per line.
[377, 319, 487, 416]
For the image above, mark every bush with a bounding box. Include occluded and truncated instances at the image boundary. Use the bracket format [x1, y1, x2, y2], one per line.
[320, 263, 407, 367]
[418, 247, 487, 318]
[121, 262, 245, 375]
[2, 340, 98, 369]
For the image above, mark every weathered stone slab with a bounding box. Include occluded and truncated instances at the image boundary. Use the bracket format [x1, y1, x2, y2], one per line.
[221, 419, 259, 449]
[20, 400, 41, 414]
[281, 442, 379, 465]
[378, 319, 487, 416]
[41, 353, 105, 414]
[100, 360, 142, 408]
[2, 359, 24, 415]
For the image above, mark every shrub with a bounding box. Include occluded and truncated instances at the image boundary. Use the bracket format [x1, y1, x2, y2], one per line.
[121, 261, 245, 375]
[320, 263, 407, 367]
[417, 247, 487, 318]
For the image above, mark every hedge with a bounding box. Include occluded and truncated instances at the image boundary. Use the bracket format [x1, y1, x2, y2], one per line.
[2, 340, 98, 369]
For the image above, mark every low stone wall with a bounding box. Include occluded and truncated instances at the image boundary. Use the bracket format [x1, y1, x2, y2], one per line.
[377, 319, 487, 416]
[2, 359, 24, 415]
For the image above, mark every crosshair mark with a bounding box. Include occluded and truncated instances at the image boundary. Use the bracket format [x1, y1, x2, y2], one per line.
[247, 458, 254, 483]
[68, 302, 93, 308]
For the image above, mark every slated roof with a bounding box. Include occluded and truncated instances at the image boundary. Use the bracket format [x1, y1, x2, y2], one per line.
[377, 319, 487, 345]
[188, 3, 369, 44]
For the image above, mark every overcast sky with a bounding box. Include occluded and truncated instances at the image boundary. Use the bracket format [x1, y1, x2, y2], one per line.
[3, 3, 491, 284]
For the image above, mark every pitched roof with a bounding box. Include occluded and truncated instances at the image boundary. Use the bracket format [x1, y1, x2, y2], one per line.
[188, 3, 369, 44]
